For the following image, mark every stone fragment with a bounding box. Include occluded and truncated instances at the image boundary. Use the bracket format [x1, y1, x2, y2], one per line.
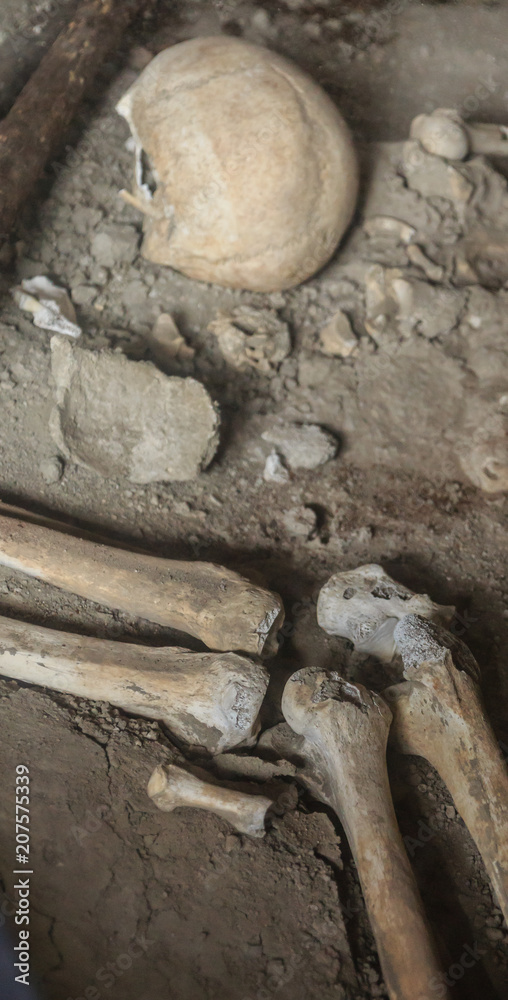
[49, 338, 219, 483]
[263, 451, 290, 484]
[90, 225, 139, 268]
[282, 506, 317, 538]
[39, 456, 64, 484]
[262, 424, 337, 470]
[319, 311, 358, 357]
[208, 307, 290, 374]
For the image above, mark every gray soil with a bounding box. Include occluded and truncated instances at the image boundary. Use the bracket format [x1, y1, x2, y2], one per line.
[1, 2, 508, 999]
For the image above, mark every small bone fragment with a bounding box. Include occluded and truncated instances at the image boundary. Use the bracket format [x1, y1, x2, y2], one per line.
[12, 276, 81, 338]
[363, 215, 416, 244]
[406, 244, 445, 282]
[402, 140, 474, 205]
[261, 423, 337, 470]
[148, 313, 195, 365]
[410, 108, 508, 160]
[385, 614, 508, 924]
[0, 511, 284, 656]
[317, 564, 454, 661]
[0, 615, 268, 753]
[282, 668, 449, 1000]
[208, 307, 290, 373]
[318, 311, 358, 358]
[148, 763, 273, 836]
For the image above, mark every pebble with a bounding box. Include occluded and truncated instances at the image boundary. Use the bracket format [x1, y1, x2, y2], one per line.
[39, 456, 64, 484]
[262, 423, 338, 470]
[263, 451, 290, 484]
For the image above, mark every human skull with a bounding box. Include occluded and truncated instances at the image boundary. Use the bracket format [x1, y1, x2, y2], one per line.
[116, 36, 358, 292]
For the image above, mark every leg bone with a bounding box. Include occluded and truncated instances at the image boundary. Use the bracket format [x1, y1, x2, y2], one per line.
[0, 614, 268, 753]
[148, 763, 273, 837]
[282, 667, 449, 1000]
[0, 509, 284, 657]
[385, 614, 508, 924]
[317, 563, 454, 661]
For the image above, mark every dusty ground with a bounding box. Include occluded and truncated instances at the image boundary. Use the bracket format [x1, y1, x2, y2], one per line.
[1, 1, 508, 999]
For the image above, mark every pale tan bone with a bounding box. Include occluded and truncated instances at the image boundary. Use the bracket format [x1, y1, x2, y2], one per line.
[0, 614, 268, 753]
[317, 563, 454, 662]
[410, 108, 508, 160]
[0, 511, 284, 656]
[385, 614, 508, 925]
[282, 668, 449, 1000]
[148, 763, 273, 837]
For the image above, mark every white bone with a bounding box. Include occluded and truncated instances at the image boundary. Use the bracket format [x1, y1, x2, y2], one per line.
[282, 667, 449, 1000]
[148, 764, 273, 837]
[317, 563, 454, 661]
[0, 614, 268, 753]
[410, 108, 508, 160]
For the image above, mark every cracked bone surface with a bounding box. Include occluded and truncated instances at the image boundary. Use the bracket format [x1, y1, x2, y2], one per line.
[282, 667, 448, 1000]
[385, 614, 508, 925]
[410, 108, 508, 160]
[0, 615, 268, 753]
[0, 511, 284, 657]
[317, 563, 454, 661]
[148, 764, 273, 837]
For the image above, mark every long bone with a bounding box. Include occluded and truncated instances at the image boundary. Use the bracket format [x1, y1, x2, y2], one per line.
[148, 763, 274, 837]
[0, 614, 268, 753]
[384, 614, 508, 925]
[317, 563, 454, 662]
[282, 667, 449, 1000]
[0, 511, 284, 656]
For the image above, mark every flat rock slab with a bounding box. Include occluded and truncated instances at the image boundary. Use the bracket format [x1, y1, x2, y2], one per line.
[50, 337, 220, 483]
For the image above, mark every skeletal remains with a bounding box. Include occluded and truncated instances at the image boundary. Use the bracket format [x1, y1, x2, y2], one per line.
[0, 507, 506, 1000]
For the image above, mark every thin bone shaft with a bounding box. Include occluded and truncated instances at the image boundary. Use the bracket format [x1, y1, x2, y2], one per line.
[386, 674, 508, 924]
[0, 614, 268, 753]
[148, 764, 272, 837]
[0, 512, 283, 656]
[282, 670, 449, 1000]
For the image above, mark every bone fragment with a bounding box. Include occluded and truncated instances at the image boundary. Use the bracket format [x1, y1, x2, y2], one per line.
[0, 512, 284, 657]
[317, 564, 454, 661]
[385, 614, 508, 925]
[410, 108, 508, 160]
[148, 763, 273, 837]
[0, 614, 268, 753]
[12, 276, 81, 338]
[282, 667, 449, 1000]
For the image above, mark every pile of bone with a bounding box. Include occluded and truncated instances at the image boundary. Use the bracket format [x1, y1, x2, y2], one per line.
[0, 510, 506, 1000]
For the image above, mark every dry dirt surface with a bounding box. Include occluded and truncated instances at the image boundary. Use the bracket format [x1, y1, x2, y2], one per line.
[0, 2, 508, 1000]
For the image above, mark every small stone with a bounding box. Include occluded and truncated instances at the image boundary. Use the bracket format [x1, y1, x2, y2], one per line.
[71, 284, 98, 306]
[319, 311, 358, 357]
[486, 927, 504, 942]
[49, 338, 220, 483]
[262, 423, 338, 470]
[90, 225, 139, 268]
[39, 456, 64, 484]
[444, 805, 456, 820]
[251, 8, 270, 32]
[263, 451, 290, 484]
[282, 506, 317, 538]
